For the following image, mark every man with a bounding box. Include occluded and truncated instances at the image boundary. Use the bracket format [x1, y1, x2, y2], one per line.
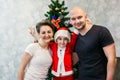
[70, 6, 116, 80]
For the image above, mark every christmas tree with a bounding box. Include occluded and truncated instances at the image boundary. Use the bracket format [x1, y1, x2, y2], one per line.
[44, 0, 71, 31]
[45, 0, 71, 80]
[45, 0, 78, 80]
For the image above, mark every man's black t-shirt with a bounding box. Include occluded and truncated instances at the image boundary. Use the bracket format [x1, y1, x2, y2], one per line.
[74, 25, 114, 80]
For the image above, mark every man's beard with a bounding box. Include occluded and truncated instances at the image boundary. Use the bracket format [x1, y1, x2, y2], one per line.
[77, 24, 86, 30]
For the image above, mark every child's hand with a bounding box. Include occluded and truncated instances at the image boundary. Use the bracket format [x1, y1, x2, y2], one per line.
[29, 27, 38, 40]
[73, 27, 79, 34]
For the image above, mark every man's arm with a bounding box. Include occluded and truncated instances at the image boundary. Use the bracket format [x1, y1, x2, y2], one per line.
[103, 43, 117, 80]
[72, 52, 79, 65]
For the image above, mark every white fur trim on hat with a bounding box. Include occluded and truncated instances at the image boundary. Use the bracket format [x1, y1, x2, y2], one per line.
[54, 30, 71, 42]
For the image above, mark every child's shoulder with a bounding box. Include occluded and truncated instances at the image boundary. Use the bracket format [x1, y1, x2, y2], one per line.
[49, 42, 57, 48]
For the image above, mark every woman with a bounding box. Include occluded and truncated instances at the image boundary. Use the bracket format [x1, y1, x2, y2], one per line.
[18, 20, 54, 80]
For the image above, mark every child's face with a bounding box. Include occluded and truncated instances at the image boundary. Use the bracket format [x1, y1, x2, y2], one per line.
[56, 36, 69, 48]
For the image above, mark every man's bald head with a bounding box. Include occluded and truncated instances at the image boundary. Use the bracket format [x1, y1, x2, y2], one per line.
[70, 6, 92, 31]
[70, 6, 87, 17]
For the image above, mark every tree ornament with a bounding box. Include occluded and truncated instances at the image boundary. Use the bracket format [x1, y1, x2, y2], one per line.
[50, 8, 52, 11]
[65, 20, 71, 26]
[52, 15, 57, 20]
[61, 10, 64, 12]
[55, 7, 59, 11]
[51, 18, 61, 29]
[59, 14, 63, 19]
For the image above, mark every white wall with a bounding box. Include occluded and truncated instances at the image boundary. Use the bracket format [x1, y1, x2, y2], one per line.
[0, 0, 120, 80]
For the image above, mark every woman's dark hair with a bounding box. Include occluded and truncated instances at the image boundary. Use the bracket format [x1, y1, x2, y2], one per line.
[36, 20, 56, 33]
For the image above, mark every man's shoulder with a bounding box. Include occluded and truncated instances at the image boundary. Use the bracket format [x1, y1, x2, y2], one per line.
[93, 24, 105, 28]
[93, 24, 108, 31]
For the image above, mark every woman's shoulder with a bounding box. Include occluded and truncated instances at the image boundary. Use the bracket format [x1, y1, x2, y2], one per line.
[26, 43, 38, 49]
[25, 43, 39, 56]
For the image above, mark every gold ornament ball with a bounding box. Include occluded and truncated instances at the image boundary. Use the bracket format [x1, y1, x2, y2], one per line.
[61, 10, 64, 12]
[55, 7, 59, 10]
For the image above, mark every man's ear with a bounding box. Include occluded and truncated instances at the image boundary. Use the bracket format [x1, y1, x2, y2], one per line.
[85, 14, 92, 24]
[85, 14, 88, 19]
[87, 18, 92, 24]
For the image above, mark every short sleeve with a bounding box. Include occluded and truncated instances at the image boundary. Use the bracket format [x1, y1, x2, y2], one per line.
[99, 27, 114, 47]
[24, 43, 35, 56]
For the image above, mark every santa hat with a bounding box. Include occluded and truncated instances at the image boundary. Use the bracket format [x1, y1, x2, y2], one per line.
[54, 27, 71, 42]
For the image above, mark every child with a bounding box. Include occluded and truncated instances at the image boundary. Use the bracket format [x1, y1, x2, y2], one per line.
[49, 27, 78, 80]
[30, 26, 78, 80]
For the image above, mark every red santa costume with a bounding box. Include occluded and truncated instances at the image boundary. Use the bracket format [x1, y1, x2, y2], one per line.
[49, 28, 78, 80]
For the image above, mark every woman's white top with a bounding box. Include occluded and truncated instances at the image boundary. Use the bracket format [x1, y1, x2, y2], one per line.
[24, 43, 52, 80]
